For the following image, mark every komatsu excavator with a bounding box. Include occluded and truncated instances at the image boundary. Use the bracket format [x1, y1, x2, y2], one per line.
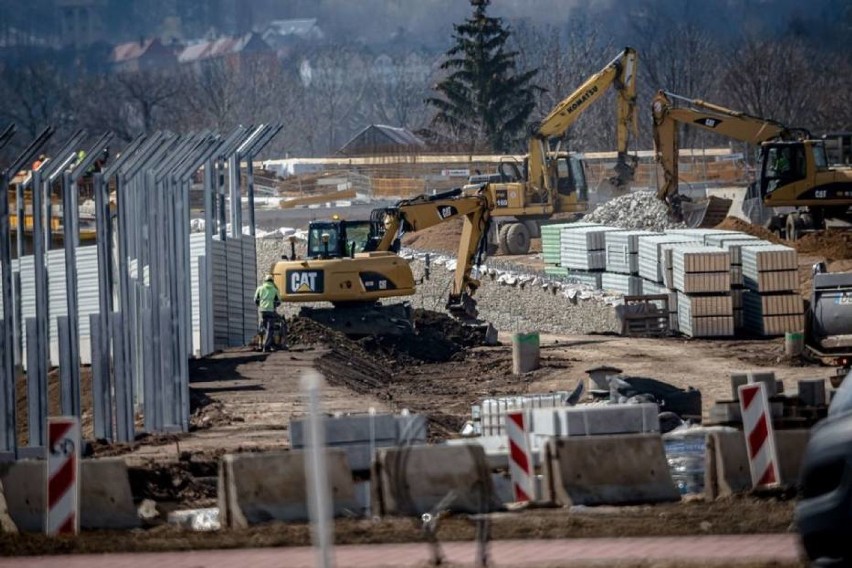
[271, 187, 494, 336]
[651, 90, 852, 237]
[472, 46, 639, 255]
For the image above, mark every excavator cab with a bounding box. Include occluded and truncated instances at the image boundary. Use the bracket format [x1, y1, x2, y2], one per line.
[759, 142, 810, 196]
[305, 219, 372, 259]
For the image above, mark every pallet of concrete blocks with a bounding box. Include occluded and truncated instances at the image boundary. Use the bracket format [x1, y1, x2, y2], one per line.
[740, 244, 803, 336]
[560, 224, 620, 271]
[601, 272, 644, 296]
[703, 234, 772, 330]
[660, 240, 701, 288]
[671, 246, 733, 337]
[637, 234, 701, 284]
[671, 246, 731, 294]
[604, 230, 661, 275]
[540, 221, 599, 266]
[741, 243, 799, 292]
[676, 292, 734, 337]
[666, 228, 744, 243]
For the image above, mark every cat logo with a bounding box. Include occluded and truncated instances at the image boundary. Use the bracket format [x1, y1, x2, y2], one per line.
[286, 270, 324, 294]
[696, 117, 721, 129]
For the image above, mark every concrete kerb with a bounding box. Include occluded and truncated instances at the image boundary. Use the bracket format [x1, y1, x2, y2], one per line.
[704, 429, 810, 500]
[0, 458, 138, 532]
[218, 449, 360, 528]
[371, 444, 501, 517]
[542, 433, 681, 506]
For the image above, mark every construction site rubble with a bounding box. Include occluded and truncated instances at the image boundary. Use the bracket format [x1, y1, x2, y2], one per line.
[585, 190, 687, 231]
[402, 250, 622, 335]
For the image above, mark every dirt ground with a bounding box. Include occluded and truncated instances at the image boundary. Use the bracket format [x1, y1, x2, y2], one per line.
[1, 496, 797, 556]
[6, 217, 844, 557]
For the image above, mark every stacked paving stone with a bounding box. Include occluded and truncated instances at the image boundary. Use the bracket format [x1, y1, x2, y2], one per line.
[560, 225, 621, 270]
[533, 220, 803, 339]
[704, 234, 769, 331]
[541, 222, 601, 286]
[601, 230, 660, 296]
[670, 246, 734, 337]
[740, 244, 803, 335]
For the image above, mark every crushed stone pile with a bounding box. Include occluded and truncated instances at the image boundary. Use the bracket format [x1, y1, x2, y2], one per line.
[585, 191, 686, 231]
[254, 238, 307, 281]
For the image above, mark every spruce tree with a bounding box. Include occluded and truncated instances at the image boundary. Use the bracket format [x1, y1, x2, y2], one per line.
[426, 0, 541, 152]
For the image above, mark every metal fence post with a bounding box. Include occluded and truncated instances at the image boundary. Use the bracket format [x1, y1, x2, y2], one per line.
[111, 311, 133, 443]
[25, 317, 46, 450]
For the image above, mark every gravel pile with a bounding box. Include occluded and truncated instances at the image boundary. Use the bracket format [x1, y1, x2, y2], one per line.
[405, 252, 620, 335]
[585, 191, 685, 231]
[255, 236, 307, 280]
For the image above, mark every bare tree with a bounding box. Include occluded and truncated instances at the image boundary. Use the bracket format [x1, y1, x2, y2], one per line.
[510, 18, 621, 153]
[0, 62, 72, 139]
[722, 38, 831, 129]
[362, 52, 432, 131]
[297, 45, 369, 155]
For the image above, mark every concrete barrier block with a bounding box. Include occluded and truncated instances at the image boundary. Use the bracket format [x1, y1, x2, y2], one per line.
[0, 458, 139, 532]
[218, 449, 359, 528]
[543, 434, 680, 506]
[371, 445, 499, 517]
[289, 414, 428, 472]
[531, 404, 659, 438]
[445, 436, 544, 470]
[704, 429, 810, 499]
[0, 481, 17, 533]
[290, 414, 397, 446]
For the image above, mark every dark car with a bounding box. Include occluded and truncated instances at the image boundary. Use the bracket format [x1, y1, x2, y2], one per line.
[795, 372, 852, 565]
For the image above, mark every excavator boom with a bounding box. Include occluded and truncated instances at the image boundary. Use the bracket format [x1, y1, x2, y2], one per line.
[529, 47, 638, 195]
[651, 89, 791, 205]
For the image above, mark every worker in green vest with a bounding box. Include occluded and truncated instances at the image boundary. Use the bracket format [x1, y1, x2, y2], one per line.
[254, 274, 285, 352]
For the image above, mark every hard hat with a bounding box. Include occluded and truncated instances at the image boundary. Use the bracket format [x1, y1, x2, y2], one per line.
[264, 274, 274, 282]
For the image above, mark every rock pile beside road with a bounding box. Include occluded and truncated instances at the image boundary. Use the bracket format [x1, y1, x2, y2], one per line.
[586, 191, 685, 231]
[405, 254, 620, 335]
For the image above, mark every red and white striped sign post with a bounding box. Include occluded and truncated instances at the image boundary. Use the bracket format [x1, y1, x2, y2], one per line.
[738, 382, 781, 489]
[506, 410, 534, 503]
[46, 416, 81, 535]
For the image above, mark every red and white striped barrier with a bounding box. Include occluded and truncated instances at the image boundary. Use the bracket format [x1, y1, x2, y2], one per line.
[738, 382, 780, 489]
[506, 410, 534, 503]
[46, 416, 81, 535]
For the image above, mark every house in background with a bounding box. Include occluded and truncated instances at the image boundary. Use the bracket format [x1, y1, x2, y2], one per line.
[110, 37, 177, 72]
[261, 19, 324, 49]
[339, 125, 426, 157]
[178, 32, 274, 73]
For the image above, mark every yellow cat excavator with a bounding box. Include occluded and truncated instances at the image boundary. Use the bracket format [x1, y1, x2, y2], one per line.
[271, 187, 495, 335]
[651, 90, 852, 237]
[472, 46, 639, 254]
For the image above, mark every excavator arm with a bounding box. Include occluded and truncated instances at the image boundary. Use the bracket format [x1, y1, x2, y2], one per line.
[651, 90, 792, 205]
[373, 188, 494, 319]
[529, 47, 638, 195]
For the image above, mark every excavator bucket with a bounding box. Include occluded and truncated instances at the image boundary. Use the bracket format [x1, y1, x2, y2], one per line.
[680, 196, 733, 228]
